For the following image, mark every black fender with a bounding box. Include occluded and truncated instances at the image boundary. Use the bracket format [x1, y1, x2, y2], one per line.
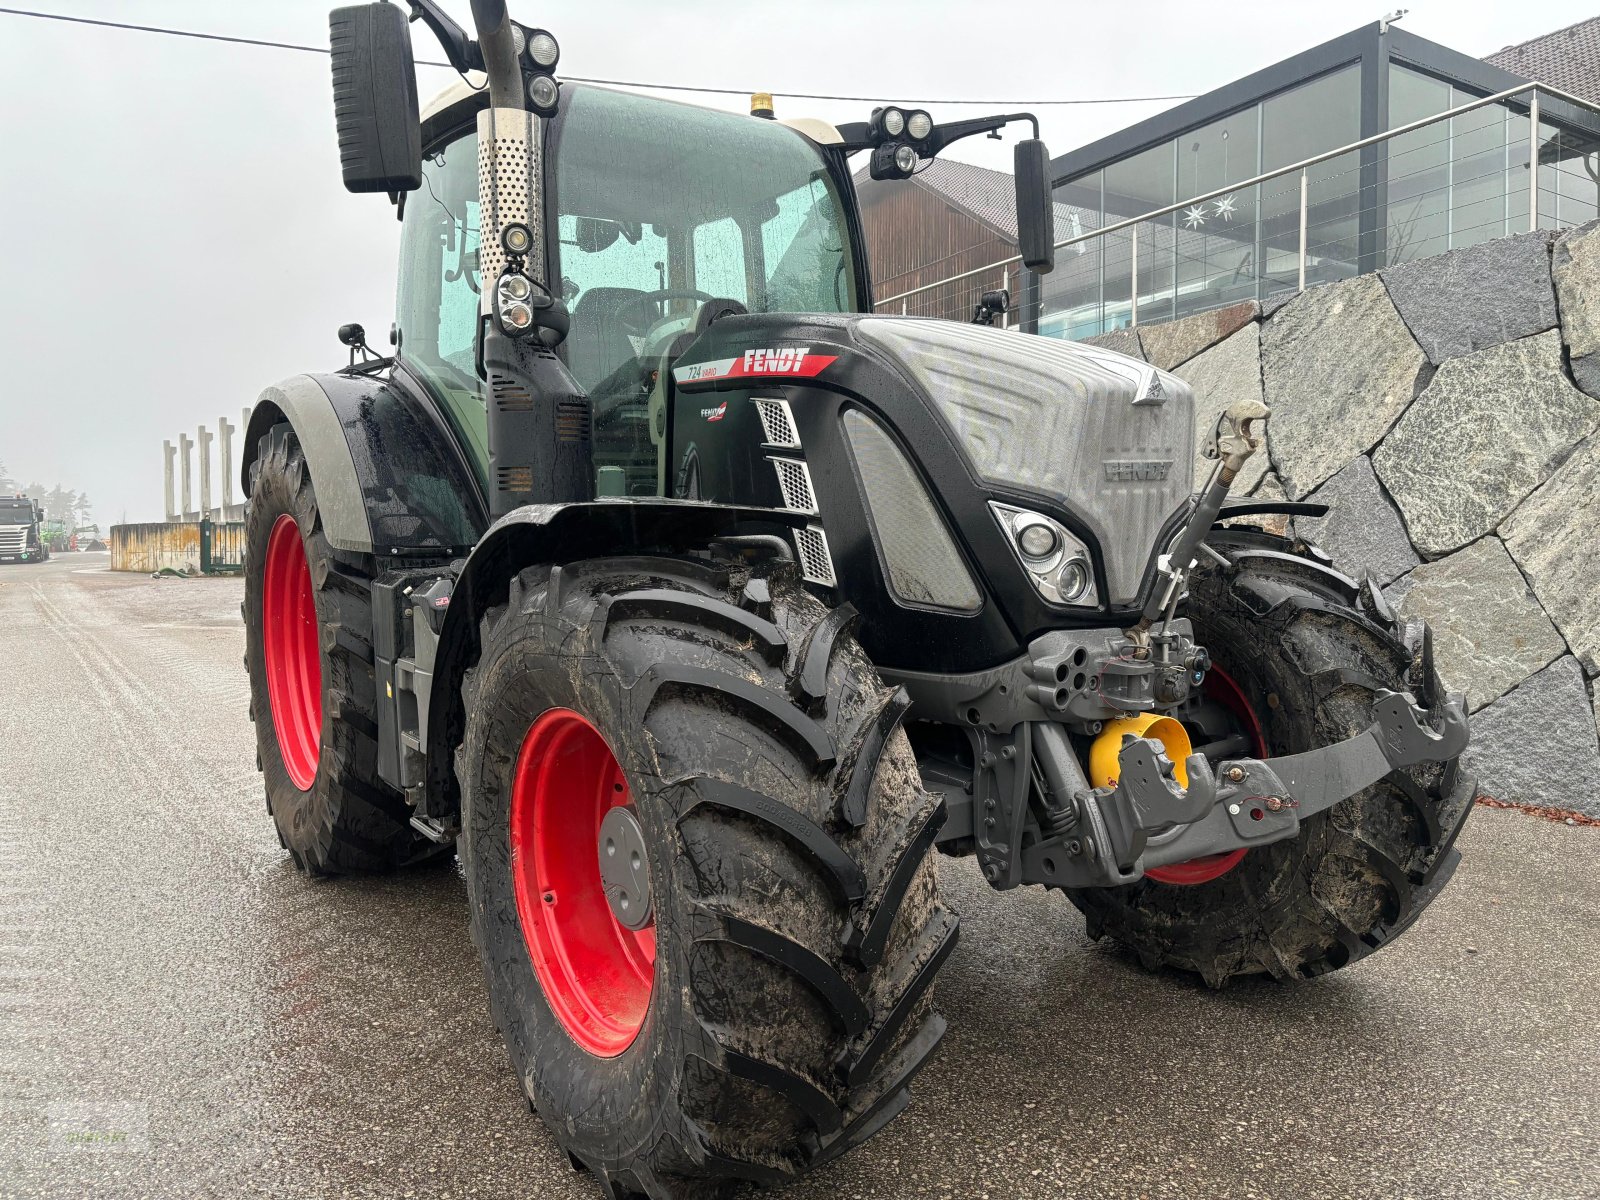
[240, 368, 486, 557]
[1215, 498, 1329, 521]
[421, 499, 806, 820]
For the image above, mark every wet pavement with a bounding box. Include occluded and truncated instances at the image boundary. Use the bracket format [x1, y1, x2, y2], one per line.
[1, 555, 1596, 1200]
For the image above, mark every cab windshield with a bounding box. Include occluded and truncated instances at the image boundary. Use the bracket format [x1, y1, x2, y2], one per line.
[394, 85, 859, 497]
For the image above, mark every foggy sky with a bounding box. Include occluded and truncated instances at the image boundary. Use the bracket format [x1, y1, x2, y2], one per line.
[1, 0, 1590, 526]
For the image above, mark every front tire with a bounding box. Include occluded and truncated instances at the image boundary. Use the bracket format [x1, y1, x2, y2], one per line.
[1066, 528, 1475, 986]
[243, 424, 441, 874]
[458, 556, 954, 1199]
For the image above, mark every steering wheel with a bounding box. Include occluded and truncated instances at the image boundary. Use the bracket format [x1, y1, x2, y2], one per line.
[612, 288, 717, 338]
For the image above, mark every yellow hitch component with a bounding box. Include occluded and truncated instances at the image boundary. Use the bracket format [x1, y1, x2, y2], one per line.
[1089, 713, 1193, 790]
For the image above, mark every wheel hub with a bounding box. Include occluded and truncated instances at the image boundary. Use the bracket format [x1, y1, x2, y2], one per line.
[509, 709, 655, 1058]
[1147, 663, 1265, 886]
[261, 513, 322, 791]
[597, 806, 653, 931]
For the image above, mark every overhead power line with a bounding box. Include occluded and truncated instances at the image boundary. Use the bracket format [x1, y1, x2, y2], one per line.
[0, 6, 1196, 107]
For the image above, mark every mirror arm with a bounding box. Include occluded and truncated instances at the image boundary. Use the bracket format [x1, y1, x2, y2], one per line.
[925, 112, 1039, 155]
[835, 121, 874, 153]
[407, 0, 484, 74]
[840, 112, 1042, 158]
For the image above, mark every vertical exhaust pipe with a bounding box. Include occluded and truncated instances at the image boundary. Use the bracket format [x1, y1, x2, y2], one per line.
[467, 1, 593, 515]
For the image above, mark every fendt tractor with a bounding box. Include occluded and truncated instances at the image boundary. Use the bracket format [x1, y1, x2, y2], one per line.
[0, 495, 49, 564]
[240, 3, 1476, 1195]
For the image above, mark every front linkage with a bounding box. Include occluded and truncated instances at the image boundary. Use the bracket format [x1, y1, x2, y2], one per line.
[903, 400, 1471, 892]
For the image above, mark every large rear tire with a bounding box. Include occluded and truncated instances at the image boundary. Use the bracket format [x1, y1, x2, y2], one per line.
[458, 555, 954, 1199]
[1065, 528, 1475, 986]
[244, 424, 442, 874]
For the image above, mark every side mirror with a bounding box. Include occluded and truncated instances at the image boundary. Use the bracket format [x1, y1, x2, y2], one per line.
[1014, 139, 1055, 275]
[330, 4, 422, 194]
[574, 217, 623, 254]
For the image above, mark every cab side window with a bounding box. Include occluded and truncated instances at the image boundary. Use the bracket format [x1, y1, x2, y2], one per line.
[395, 134, 488, 472]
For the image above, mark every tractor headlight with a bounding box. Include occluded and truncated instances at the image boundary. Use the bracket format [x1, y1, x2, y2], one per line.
[907, 110, 933, 140]
[497, 269, 538, 333]
[893, 144, 918, 173]
[528, 74, 560, 114]
[1017, 521, 1059, 559]
[500, 300, 534, 331]
[526, 29, 560, 68]
[881, 107, 906, 136]
[501, 223, 533, 257]
[1055, 555, 1091, 603]
[991, 502, 1099, 608]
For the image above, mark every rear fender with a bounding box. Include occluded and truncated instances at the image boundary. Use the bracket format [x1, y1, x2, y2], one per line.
[240, 371, 484, 557]
[420, 500, 807, 821]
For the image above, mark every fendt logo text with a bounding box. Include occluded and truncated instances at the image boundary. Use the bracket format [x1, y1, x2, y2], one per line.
[740, 347, 812, 374]
[1103, 460, 1174, 482]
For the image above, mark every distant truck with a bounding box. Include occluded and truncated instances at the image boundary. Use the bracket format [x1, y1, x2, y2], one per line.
[0, 495, 49, 563]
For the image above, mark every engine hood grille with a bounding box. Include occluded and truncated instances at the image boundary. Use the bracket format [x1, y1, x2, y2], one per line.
[854, 319, 1194, 605]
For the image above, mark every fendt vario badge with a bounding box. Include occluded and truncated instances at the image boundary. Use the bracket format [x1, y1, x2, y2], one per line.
[673, 346, 838, 384]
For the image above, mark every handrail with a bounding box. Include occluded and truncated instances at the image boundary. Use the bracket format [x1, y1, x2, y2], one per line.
[875, 80, 1600, 308]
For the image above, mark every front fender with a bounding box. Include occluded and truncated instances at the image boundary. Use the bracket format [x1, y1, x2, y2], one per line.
[420, 499, 806, 819]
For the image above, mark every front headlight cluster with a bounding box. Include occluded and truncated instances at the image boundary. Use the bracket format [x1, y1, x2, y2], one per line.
[869, 105, 937, 181]
[496, 224, 538, 335]
[513, 25, 561, 116]
[990, 502, 1098, 607]
[497, 271, 534, 331]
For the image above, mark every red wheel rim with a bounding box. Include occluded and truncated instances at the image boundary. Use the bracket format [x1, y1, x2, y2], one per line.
[1148, 664, 1267, 886]
[510, 709, 655, 1057]
[262, 514, 322, 791]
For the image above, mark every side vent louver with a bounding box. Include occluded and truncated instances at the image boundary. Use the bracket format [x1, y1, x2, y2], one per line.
[794, 524, 837, 588]
[771, 457, 818, 514]
[555, 399, 590, 444]
[490, 373, 534, 412]
[754, 397, 801, 447]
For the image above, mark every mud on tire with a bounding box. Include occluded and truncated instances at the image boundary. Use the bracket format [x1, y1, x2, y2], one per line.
[1066, 528, 1476, 987]
[244, 423, 442, 874]
[457, 555, 955, 1199]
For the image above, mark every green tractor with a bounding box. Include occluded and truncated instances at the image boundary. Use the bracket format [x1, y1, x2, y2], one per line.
[239, 4, 1474, 1195]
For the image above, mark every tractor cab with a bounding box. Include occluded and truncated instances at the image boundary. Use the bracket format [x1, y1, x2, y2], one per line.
[399, 81, 869, 499]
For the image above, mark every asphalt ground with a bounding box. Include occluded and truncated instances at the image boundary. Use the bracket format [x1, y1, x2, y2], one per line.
[1, 554, 1596, 1200]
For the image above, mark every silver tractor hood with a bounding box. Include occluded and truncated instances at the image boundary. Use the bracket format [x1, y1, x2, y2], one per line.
[853, 319, 1195, 606]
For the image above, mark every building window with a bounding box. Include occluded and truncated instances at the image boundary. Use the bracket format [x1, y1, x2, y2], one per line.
[1261, 64, 1361, 293]
[1045, 63, 1361, 337]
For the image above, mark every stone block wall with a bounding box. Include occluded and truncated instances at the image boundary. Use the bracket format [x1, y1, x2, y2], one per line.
[1082, 223, 1600, 816]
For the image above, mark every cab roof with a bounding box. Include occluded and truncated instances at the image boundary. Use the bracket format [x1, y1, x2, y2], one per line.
[418, 78, 842, 147]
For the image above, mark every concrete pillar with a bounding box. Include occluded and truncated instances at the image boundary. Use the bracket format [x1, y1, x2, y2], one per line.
[198, 425, 214, 519]
[163, 440, 177, 521]
[218, 417, 235, 512]
[178, 432, 193, 520]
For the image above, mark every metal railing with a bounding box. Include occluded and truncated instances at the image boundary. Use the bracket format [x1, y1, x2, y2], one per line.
[875, 81, 1600, 335]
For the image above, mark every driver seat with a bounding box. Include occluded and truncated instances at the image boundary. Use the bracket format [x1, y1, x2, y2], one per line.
[567, 287, 646, 392]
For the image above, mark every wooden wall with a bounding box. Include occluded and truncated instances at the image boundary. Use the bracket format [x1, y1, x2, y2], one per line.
[858, 180, 1018, 320]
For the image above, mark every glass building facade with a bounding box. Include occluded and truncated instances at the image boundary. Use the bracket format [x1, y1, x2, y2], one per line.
[1037, 23, 1600, 340]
